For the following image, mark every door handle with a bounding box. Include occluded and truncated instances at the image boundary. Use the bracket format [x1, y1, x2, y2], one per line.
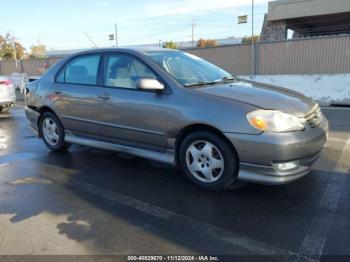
[98, 94, 111, 101]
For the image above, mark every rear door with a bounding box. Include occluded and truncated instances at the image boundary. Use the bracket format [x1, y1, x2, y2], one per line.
[52, 54, 102, 138]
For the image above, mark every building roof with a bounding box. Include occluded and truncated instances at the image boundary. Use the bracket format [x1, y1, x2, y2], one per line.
[267, 0, 350, 21]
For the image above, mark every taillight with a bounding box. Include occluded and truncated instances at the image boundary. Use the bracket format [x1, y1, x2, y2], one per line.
[0, 79, 12, 86]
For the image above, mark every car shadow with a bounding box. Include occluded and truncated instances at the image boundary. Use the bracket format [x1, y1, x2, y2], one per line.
[18, 143, 342, 254]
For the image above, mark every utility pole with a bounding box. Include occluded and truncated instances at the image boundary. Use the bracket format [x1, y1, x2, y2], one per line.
[158, 40, 162, 48]
[12, 39, 18, 69]
[251, 0, 255, 76]
[191, 19, 196, 48]
[115, 23, 119, 47]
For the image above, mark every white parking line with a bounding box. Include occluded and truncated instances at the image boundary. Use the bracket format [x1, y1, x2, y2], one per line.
[39, 165, 315, 262]
[297, 136, 350, 261]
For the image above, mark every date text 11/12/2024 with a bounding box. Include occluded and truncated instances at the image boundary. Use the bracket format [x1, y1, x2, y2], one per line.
[127, 256, 220, 261]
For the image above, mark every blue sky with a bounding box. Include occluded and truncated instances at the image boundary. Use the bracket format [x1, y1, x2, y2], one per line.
[0, 0, 270, 51]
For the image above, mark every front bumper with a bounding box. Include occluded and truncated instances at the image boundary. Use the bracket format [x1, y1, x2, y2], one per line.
[225, 117, 328, 185]
[237, 152, 321, 185]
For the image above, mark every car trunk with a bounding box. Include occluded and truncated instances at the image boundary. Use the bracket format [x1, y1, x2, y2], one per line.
[0, 79, 16, 102]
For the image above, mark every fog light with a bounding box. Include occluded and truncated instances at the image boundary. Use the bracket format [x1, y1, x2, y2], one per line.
[272, 161, 300, 171]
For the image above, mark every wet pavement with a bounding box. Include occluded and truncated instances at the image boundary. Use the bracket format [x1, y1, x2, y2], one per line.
[0, 105, 349, 261]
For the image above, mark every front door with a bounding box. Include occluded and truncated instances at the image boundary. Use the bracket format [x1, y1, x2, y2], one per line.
[97, 53, 168, 152]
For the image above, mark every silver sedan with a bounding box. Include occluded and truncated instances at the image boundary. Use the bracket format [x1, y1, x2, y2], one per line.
[25, 48, 328, 190]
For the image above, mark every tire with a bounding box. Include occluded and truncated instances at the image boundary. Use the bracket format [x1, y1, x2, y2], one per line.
[179, 131, 239, 190]
[39, 112, 71, 152]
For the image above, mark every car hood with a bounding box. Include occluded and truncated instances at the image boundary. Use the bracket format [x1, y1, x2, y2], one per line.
[196, 80, 316, 117]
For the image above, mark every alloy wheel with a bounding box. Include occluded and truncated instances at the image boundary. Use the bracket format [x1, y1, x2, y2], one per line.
[42, 118, 59, 146]
[185, 140, 224, 183]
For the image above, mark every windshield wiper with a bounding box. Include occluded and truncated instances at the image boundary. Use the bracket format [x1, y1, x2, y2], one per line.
[184, 76, 236, 88]
[184, 81, 218, 87]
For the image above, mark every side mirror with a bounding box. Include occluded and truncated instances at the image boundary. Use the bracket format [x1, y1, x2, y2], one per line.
[137, 78, 164, 91]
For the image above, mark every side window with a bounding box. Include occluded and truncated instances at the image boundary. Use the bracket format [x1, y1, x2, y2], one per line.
[104, 54, 157, 89]
[57, 55, 100, 85]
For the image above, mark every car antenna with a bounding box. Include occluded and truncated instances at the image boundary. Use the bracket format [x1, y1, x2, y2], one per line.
[84, 32, 98, 49]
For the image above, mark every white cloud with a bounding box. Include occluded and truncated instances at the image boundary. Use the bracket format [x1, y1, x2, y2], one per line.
[145, 0, 269, 17]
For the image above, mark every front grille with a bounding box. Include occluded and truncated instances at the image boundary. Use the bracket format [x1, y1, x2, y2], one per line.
[305, 106, 322, 128]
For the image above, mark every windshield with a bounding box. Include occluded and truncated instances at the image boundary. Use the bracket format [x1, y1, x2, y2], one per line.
[145, 51, 235, 87]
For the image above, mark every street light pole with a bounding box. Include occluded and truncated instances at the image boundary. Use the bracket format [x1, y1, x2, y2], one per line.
[251, 0, 255, 76]
[115, 23, 119, 47]
[191, 19, 196, 48]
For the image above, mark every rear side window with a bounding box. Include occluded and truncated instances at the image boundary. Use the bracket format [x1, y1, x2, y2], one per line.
[57, 55, 100, 85]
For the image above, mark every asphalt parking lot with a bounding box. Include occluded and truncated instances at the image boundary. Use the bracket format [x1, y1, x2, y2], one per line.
[0, 105, 349, 261]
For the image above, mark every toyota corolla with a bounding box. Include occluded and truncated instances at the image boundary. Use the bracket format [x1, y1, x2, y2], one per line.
[25, 48, 328, 190]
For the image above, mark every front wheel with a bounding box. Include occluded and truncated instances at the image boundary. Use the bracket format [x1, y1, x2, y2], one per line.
[39, 112, 71, 152]
[179, 131, 239, 190]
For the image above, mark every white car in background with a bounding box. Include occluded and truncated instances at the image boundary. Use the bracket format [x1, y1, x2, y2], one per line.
[0, 76, 16, 113]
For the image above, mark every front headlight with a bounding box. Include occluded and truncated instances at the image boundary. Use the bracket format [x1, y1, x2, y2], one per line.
[247, 110, 305, 133]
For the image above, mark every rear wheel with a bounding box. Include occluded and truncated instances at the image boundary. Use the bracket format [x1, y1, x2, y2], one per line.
[179, 131, 239, 190]
[39, 112, 70, 152]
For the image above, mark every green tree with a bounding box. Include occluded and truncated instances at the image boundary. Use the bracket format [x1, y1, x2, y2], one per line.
[163, 41, 177, 49]
[29, 44, 47, 58]
[242, 35, 260, 44]
[0, 33, 26, 60]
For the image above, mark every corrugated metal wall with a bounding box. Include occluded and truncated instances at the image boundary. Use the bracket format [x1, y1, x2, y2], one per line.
[187, 35, 350, 75]
[187, 44, 252, 75]
[256, 36, 350, 74]
[0, 58, 61, 76]
[0, 60, 19, 75]
[0, 35, 349, 76]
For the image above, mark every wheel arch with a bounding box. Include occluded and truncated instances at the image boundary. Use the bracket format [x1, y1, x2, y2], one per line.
[37, 106, 61, 137]
[175, 123, 239, 165]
